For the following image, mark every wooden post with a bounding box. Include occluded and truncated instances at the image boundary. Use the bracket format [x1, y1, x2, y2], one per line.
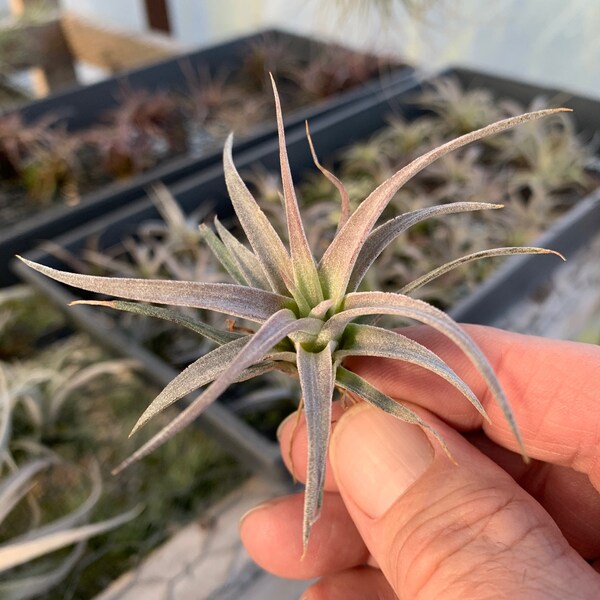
[9, 0, 77, 97]
[144, 0, 172, 34]
[60, 13, 181, 73]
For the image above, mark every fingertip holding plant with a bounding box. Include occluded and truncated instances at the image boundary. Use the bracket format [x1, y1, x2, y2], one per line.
[18, 79, 568, 555]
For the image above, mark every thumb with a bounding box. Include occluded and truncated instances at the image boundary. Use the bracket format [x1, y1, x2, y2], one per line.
[329, 403, 599, 600]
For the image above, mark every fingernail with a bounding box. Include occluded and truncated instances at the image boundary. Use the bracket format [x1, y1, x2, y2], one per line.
[276, 412, 296, 442]
[238, 500, 277, 531]
[330, 404, 434, 518]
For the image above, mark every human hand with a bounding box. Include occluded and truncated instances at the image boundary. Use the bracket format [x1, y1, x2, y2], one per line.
[240, 325, 600, 599]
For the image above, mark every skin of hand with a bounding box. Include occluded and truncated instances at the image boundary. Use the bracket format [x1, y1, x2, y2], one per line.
[239, 325, 600, 600]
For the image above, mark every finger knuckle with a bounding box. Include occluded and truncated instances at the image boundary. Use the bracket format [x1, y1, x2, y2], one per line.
[389, 483, 562, 599]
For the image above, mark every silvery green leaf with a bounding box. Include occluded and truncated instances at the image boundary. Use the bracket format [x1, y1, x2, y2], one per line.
[135, 358, 294, 427]
[336, 367, 452, 459]
[348, 202, 503, 291]
[0, 458, 57, 525]
[327, 291, 526, 457]
[114, 310, 322, 474]
[17, 257, 292, 324]
[271, 75, 324, 307]
[297, 343, 334, 554]
[199, 223, 249, 285]
[0, 544, 84, 600]
[223, 134, 292, 294]
[69, 300, 241, 345]
[305, 121, 350, 232]
[319, 108, 571, 305]
[130, 336, 252, 434]
[400, 247, 565, 295]
[0, 543, 84, 600]
[0, 367, 10, 456]
[334, 323, 487, 419]
[214, 216, 272, 290]
[0, 506, 142, 573]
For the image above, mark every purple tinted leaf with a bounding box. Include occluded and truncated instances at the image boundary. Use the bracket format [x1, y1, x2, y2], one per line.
[335, 323, 487, 419]
[324, 291, 526, 457]
[297, 343, 334, 555]
[320, 109, 571, 305]
[270, 75, 323, 307]
[223, 135, 292, 294]
[18, 257, 291, 323]
[348, 202, 503, 291]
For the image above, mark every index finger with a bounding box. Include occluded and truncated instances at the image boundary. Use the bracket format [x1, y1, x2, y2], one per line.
[344, 325, 600, 488]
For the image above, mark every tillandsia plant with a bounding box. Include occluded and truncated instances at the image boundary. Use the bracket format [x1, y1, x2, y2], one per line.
[18, 76, 567, 554]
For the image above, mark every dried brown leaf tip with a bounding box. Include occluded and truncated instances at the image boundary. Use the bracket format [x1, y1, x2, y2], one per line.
[17, 80, 568, 554]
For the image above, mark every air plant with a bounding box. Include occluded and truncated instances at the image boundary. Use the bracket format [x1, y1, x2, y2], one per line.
[375, 114, 437, 160]
[1, 335, 140, 435]
[106, 88, 188, 155]
[183, 66, 236, 126]
[297, 47, 385, 100]
[419, 77, 507, 136]
[495, 99, 594, 198]
[0, 113, 58, 181]
[240, 34, 301, 92]
[20, 127, 83, 204]
[83, 123, 155, 181]
[18, 77, 567, 554]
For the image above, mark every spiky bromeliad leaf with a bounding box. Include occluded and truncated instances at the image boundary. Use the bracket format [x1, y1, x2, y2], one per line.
[112, 309, 322, 474]
[305, 121, 351, 232]
[297, 343, 334, 554]
[130, 336, 296, 435]
[213, 216, 272, 290]
[335, 366, 453, 461]
[319, 108, 571, 307]
[70, 300, 242, 345]
[270, 74, 324, 309]
[17, 257, 292, 323]
[18, 83, 568, 555]
[348, 201, 504, 291]
[335, 323, 486, 419]
[323, 291, 527, 457]
[399, 246, 565, 295]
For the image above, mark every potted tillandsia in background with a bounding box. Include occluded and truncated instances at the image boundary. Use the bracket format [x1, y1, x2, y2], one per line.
[18, 76, 567, 553]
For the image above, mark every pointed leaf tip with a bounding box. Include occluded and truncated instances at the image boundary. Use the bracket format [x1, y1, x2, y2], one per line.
[320, 107, 575, 304]
[271, 74, 323, 306]
[69, 300, 112, 307]
[20, 258, 289, 323]
[222, 121, 292, 295]
[305, 120, 351, 231]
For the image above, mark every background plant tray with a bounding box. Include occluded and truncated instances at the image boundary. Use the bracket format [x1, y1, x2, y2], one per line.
[0, 28, 413, 285]
[14, 67, 600, 476]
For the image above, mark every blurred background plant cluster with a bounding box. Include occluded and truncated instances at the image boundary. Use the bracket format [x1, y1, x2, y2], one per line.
[0, 30, 392, 214]
[0, 286, 246, 599]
